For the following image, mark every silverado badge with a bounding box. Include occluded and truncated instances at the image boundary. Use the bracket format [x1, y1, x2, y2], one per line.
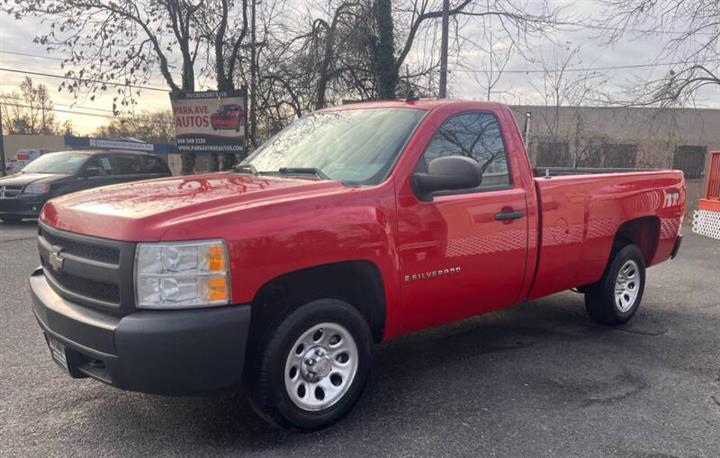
[404, 267, 461, 282]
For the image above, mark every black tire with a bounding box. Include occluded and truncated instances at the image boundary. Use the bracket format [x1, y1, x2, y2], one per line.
[247, 299, 373, 430]
[585, 244, 646, 325]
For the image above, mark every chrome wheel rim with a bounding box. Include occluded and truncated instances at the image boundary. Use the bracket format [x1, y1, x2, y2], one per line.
[614, 259, 640, 313]
[284, 322, 358, 411]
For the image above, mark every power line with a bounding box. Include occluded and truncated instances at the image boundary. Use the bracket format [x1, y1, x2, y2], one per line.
[2, 102, 172, 125]
[0, 66, 169, 92]
[454, 58, 720, 74]
[554, 20, 717, 36]
[0, 50, 66, 61]
[4, 50, 717, 84]
[3, 102, 118, 119]
[53, 102, 120, 114]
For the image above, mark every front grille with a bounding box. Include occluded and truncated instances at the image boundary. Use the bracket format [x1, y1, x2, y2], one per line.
[38, 223, 135, 313]
[44, 266, 121, 304]
[39, 227, 120, 264]
[0, 185, 22, 199]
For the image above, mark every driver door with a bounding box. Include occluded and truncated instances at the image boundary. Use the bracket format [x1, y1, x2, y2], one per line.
[396, 112, 528, 333]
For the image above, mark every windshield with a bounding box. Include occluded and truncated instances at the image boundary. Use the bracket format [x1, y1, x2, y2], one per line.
[242, 108, 426, 184]
[21, 152, 89, 175]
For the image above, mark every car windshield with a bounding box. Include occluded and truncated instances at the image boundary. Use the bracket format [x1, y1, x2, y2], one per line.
[242, 108, 426, 184]
[21, 152, 89, 175]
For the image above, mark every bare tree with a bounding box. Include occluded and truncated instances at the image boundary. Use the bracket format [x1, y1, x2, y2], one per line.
[1, 77, 67, 135]
[601, 0, 720, 106]
[246, 0, 560, 143]
[93, 110, 176, 144]
[2, 0, 259, 172]
[527, 43, 608, 166]
[384, 0, 558, 98]
[463, 24, 516, 101]
[2, 0, 206, 98]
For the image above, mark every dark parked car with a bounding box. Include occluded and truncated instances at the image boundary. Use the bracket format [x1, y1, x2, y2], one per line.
[0, 150, 172, 222]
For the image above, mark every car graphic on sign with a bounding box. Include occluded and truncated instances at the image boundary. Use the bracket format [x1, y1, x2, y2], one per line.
[210, 104, 245, 132]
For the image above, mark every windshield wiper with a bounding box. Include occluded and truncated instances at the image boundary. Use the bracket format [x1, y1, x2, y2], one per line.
[234, 163, 258, 175]
[277, 167, 330, 180]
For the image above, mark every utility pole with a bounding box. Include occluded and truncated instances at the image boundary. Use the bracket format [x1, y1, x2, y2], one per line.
[0, 104, 6, 176]
[249, 0, 257, 148]
[438, 0, 449, 98]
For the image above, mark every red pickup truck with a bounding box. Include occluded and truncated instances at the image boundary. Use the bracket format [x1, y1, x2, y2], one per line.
[30, 100, 685, 430]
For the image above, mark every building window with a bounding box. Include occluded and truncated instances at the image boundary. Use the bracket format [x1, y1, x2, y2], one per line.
[673, 146, 707, 179]
[602, 144, 637, 168]
[535, 141, 571, 167]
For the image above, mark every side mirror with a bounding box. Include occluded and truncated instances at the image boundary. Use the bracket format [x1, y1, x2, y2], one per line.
[412, 156, 481, 200]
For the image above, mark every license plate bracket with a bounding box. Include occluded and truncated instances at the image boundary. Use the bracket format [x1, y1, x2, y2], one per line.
[46, 335, 69, 372]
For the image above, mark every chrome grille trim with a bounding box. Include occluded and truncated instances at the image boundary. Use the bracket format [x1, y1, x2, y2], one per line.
[0, 185, 22, 199]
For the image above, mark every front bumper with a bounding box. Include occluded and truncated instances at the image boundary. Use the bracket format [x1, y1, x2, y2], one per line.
[30, 268, 251, 395]
[0, 195, 47, 217]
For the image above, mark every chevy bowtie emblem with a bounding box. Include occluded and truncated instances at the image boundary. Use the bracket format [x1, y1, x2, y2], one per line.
[48, 248, 65, 272]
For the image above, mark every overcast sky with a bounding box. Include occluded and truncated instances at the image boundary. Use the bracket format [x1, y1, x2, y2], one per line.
[0, 0, 718, 135]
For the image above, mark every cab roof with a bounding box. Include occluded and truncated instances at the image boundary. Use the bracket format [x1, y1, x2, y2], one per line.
[319, 99, 509, 113]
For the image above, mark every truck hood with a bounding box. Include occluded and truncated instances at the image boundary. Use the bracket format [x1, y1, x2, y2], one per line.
[0, 172, 67, 187]
[40, 173, 348, 241]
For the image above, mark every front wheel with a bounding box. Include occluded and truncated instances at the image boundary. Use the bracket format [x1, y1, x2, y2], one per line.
[248, 299, 372, 430]
[585, 244, 646, 325]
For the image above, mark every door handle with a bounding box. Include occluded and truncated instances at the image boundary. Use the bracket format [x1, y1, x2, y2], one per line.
[495, 209, 523, 221]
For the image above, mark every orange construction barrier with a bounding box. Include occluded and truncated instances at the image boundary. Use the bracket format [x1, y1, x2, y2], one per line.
[693, 151, 720, 239]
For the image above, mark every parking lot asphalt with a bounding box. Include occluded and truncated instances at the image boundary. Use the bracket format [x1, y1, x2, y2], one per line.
[1, 220, 719, 457]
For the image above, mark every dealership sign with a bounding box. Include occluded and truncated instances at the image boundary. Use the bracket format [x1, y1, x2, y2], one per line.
[170, 89, 246, 153]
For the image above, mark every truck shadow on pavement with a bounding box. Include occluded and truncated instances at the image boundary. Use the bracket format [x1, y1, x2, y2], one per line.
[75, 291, 682, 453]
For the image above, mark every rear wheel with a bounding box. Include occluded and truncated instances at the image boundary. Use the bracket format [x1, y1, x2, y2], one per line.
[585, 244, 646, 325]
[248, 299, 372, 430]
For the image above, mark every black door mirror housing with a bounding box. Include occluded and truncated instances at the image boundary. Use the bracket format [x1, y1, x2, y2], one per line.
[412, 156, 482, 200]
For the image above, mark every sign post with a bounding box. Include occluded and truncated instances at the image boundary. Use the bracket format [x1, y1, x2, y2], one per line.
[0, 104, 6, 176]
[170, 89, 246, 172]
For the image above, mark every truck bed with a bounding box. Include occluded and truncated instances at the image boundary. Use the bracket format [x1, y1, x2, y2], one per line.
[527, 170, 685, 300]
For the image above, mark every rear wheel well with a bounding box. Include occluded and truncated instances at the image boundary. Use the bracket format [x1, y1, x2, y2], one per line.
[249, 261, 386, 344]
[613, 216, 660, 264]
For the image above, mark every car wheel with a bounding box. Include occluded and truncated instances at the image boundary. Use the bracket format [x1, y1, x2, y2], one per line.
[248, 299, 373, 430]
[585, 244, 646, 325]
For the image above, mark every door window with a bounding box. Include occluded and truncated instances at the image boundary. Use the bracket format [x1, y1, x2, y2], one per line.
[140, 155, 169, 174]
[84, 156, 112, 176]
[418, 112, 510, 189]
[111, 155, 142, 175]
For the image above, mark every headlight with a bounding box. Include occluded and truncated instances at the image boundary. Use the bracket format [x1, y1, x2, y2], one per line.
[24, 183, 50, 194]
[135, 240, 231, 309]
